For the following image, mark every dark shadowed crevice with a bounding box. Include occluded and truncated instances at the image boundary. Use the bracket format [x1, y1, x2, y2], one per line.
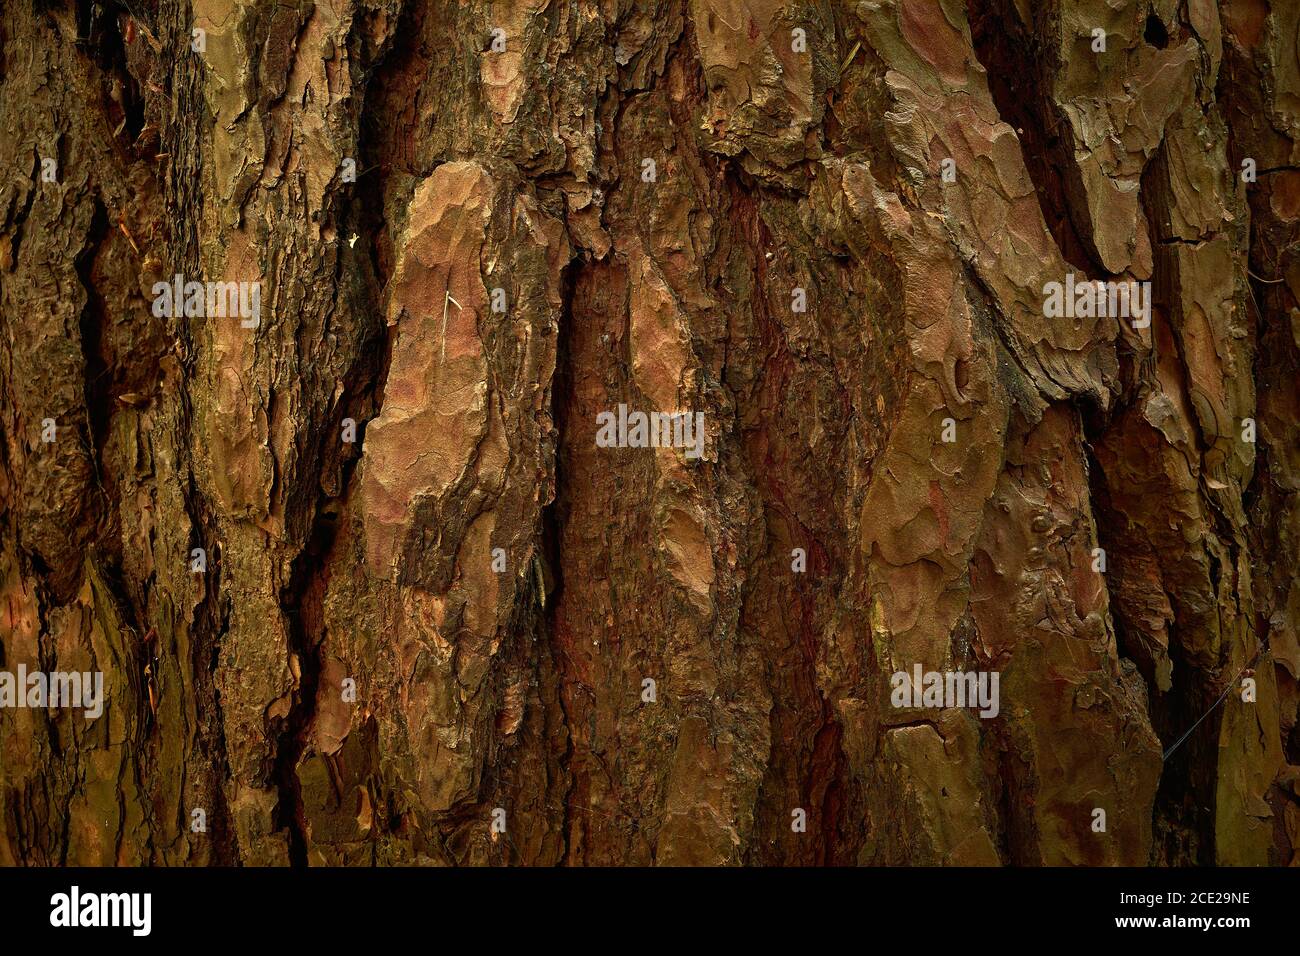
[267, 20, 404, 861]
[74, 200, 113, 515]
[93, 1, 146, 141]
[1080, 421, 1222, 865]
[1144, 14, 1170, 50]
[272, 511, 332, 866]
[267, 300, 390, 865]
[968, 0, 1100, 273]
[541, 253, 581, 865]
[181, 481, 242, 865]
[541, 259, 575, 627]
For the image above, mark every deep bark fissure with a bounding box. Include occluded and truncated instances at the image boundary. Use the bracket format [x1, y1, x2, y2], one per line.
[968, 0, 1101, 274]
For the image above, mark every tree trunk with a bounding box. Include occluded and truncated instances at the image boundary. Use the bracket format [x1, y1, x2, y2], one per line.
[1, 0, 1297, 866]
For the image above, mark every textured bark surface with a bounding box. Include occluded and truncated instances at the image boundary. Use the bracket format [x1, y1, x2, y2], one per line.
[1, 0, 1297, 866]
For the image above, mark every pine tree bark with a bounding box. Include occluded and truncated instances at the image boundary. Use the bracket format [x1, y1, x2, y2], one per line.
[1, 0, 1297, 866]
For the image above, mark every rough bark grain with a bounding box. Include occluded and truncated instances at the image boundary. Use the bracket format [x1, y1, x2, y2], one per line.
[1, 0, 1297, 866]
